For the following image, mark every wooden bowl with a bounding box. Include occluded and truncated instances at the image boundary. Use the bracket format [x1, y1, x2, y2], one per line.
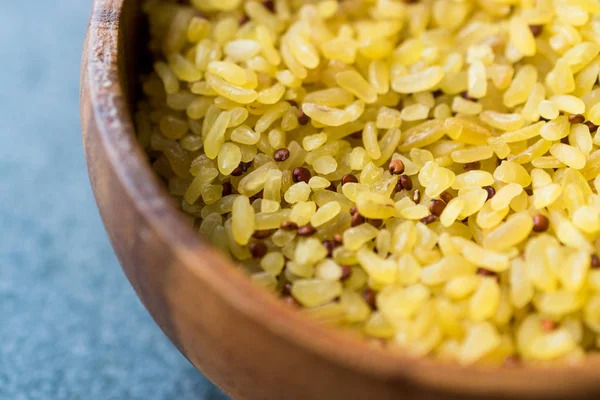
[81, 1, 600, 399]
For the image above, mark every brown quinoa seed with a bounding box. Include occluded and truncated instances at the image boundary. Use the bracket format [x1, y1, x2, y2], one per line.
[297, 224, 316, 236]
[477, 267, 499, 281]
[461, 91, 477, 102]
[569, 114, 585, 124]
[351, 212, 366, 227]
[240, 161, 252, 173]
[463, 161, 481, 171]
[297, 109, 310, 126]
[349, 131, 363, 139]
[532, 214, 549, 232]
[253, 229, 274, 239]
[322, 240, 339, 257]
[292, 167, 311, 183]
[586, 121, 599, 133]
[141, 0, 600, 363]
[333, 233, 343, 244]
[368, 219, 384, 228]
[541, 319, 557, 332]
[280, 220, 298, 231]
[262, 0, 275, 12]
[388, 159, 405, 175]
[394, 180, 404, 192]
[591, 254, 600, 269]
[249, 189, 263, 202]
[484, 186, 496, 200]
[362, 288, 377, 309]
[429, 199, 446, 216]
[412, 189, 421, 203]
[420, 215, 437, 225]
[273, 148, 290, 162]
[341, 173, 358, 185]
[239, 14, 249, 25]
[230, 166, 244, 177]
[221, 181, 232, 196]
[529, 24, 543, 37]
[248, 241, 267, 258]
[440, 191, 453, 204]
[340, 265, 352, 281]
[399, 174, 413, 191]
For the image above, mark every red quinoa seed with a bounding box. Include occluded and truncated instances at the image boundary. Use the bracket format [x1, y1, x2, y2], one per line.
[362, 288, 377, 309]
[532, 214, 549, 232]
[541, 319, 557, 332]
[340, 265, 352, 281]
[591, 254, 600, 269]
[297, 224, 316, 236]
[388, 159, 405, 175]
[248, 241, 267, 258]
[293, 167, 311, 183]
[273, 148, 290, 162]
[484, 186, 496, 200]
[280, 220, 299, 231]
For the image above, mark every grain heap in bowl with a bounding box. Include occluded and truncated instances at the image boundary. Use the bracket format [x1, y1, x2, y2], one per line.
[137, 0, 600, 365]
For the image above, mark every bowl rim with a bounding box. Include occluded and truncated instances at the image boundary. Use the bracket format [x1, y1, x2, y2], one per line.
[83, 0, 600, 397]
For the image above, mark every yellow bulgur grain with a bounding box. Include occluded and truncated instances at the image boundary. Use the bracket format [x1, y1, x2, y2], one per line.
[139, 0, 600, 366]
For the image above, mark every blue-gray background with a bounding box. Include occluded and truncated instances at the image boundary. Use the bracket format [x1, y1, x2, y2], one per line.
[0, 1, 229, 399]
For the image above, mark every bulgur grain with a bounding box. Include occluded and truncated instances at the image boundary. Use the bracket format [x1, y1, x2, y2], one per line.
[141, 0, 600, 365]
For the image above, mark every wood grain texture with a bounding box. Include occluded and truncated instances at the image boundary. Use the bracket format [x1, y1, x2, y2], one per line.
[81, 1, 600, 399]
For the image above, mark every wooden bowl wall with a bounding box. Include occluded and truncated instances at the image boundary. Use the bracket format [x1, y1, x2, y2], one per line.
[81, 1, 600, 398]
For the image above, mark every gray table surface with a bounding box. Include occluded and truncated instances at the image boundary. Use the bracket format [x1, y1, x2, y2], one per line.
[0, 1, 230, 399]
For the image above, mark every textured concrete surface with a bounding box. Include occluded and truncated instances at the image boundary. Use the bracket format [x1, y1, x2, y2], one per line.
[0, 1, 229, 399]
